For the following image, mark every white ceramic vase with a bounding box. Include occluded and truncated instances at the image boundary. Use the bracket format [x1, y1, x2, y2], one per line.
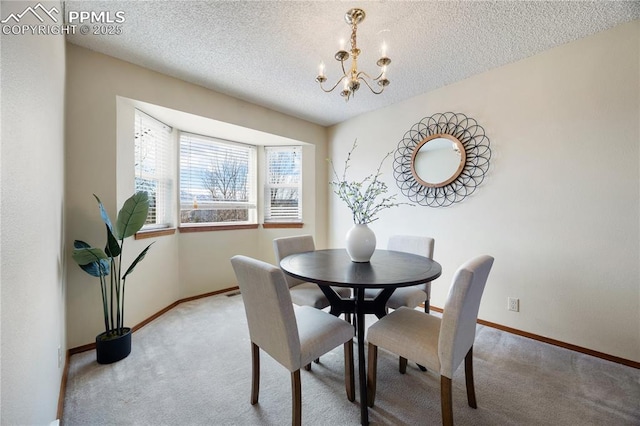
[345, 223, 376, 262]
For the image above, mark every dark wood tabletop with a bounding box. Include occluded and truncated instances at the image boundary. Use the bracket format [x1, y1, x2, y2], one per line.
[279, 248, 442, 288]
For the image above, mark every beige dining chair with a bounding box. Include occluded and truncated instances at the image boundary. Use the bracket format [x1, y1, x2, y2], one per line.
[230, 255, 355, 426]
[366, 255, 494, 426]
[273, 235, 352, 308]
[273, 235, 353, 369]
[365, 235, 435, 312]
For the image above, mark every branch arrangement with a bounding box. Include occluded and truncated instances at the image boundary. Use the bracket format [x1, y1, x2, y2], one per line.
[329, 140, 413, 224]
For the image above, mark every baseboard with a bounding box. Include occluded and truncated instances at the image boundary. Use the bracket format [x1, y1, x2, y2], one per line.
[56, 349, 70, 420]
[428, 305, 640, 369]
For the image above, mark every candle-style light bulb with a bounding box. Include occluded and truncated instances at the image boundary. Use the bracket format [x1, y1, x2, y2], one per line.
[339, 38, 346, 51]
[318, 61, 325, 77]
[381, 41, 387, 58]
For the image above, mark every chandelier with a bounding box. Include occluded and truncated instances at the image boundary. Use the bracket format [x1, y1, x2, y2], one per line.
[315, 8, 391, 101]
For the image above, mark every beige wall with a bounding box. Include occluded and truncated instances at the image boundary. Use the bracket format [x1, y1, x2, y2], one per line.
[1, 1, 66, 423]
[328, 21, 640, 362]
[65, 44, 327, 347]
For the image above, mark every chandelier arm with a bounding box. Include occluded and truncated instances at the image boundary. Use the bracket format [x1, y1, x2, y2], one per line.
[319, 76, 347, 93]
[356, 70, 376, 80]
[340, 60, 348, 77]
[356, 70, 387, 83]
[358, 76, 385, 95]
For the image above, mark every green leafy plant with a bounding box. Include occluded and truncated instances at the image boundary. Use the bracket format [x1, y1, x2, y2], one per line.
[72, 192, 153, 339]
[329, 140, 413, 224]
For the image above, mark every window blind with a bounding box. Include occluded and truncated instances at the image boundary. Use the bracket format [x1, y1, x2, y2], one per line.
[264, 146, 302, 222]
[134, 109, 173, 229]
[180, 132, 256, 224]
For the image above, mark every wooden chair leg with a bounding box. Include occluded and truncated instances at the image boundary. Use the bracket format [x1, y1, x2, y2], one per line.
[440, 375, 453, 426]
[304, 363, 311, 371]
[251, 342, 260, 405]
[464, 346, 477, 408]
[399, 356, 408, 374]
[344, 340, 355, 402]
[366, 343, 378, 407]
[419, 297, 429, 371]
[291, 370, 301, 426]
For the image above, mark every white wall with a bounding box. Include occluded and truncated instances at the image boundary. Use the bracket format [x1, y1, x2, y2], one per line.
[0, 1, 66, 423]
[328, 21, 639, 362]
[65, 44, 327, 347]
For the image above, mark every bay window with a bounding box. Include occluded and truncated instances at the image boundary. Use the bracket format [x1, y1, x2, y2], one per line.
[134, 109, 173, 229]
[179, 132, 257, 225]
[264, 146, 302, 223]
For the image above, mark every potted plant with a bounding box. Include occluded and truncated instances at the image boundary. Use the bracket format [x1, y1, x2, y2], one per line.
[329, 140, 413, 262]
[72, 191, 153, 364]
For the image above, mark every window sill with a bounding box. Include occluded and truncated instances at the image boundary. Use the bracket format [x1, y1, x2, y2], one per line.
[179, 223, 259, 233]
[262, 222, 304, 229]
[135, 228, 176, 240]
[136, 223, 300, 236]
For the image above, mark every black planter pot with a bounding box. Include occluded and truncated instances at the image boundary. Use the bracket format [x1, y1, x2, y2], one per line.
[96, 327, 132, 364]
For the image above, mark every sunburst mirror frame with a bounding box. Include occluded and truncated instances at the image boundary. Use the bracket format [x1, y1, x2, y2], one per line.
[393, 112, 491, 207]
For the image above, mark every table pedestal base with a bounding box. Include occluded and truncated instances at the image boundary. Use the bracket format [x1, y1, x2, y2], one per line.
[319, 287, 394, 425]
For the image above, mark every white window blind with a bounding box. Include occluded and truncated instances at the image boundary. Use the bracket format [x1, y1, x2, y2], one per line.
[180, 132, 257, 224]
[134, 109, 173, 229]
[264, 146, 302, 222]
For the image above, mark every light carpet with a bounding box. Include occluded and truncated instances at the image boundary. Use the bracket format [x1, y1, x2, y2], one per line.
[63, 293, 640, 425]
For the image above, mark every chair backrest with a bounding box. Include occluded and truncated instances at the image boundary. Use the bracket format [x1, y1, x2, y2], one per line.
[387, 235, 434, 259]
[388, 235, 435, 292]
[230, 255, 301, 371]
[438, 255, 494, 378]
[273, 235, 315, 289]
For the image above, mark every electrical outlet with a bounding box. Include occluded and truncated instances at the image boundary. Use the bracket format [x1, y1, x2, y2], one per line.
[508, 297, 519, 312]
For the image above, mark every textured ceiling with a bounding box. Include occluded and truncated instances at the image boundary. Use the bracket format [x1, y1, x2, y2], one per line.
[65, 1, 639, 126]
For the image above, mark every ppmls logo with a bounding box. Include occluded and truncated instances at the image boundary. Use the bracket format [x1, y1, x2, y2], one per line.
[1, 2, 59, 24]
[1, 2, 70, 35]
[2, 2, 125, 36]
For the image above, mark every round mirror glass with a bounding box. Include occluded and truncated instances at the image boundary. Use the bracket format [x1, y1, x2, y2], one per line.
[411, 135, 465, 187]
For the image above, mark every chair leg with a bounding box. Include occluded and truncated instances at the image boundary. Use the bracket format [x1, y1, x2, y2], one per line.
[314, 358, 320, 364]
[367, 343, 378, 407]
[399, 356, 407, 374]
[251, 342, 260, 405]
[440, 375, 453, 426]
[464, 346, 477, 409]
[344, 339, 355, 402]
[304, 363, 311, 371]
[291, 370, 301, 426]
[419, 298, 429, 371]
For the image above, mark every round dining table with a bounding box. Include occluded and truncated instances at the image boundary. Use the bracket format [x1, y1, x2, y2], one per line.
[280, 248, 442, 425]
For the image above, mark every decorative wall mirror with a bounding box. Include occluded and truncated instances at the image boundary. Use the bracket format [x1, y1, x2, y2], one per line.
[393, 112, 491, 207]
[411, 134, 466, 188]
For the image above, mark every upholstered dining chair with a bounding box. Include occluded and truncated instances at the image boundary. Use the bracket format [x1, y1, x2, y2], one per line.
[365, 235, 435, 312]
[366, 255, 494, 426]
[230, 255, 355, 426]
[273, 235, 352, 308]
